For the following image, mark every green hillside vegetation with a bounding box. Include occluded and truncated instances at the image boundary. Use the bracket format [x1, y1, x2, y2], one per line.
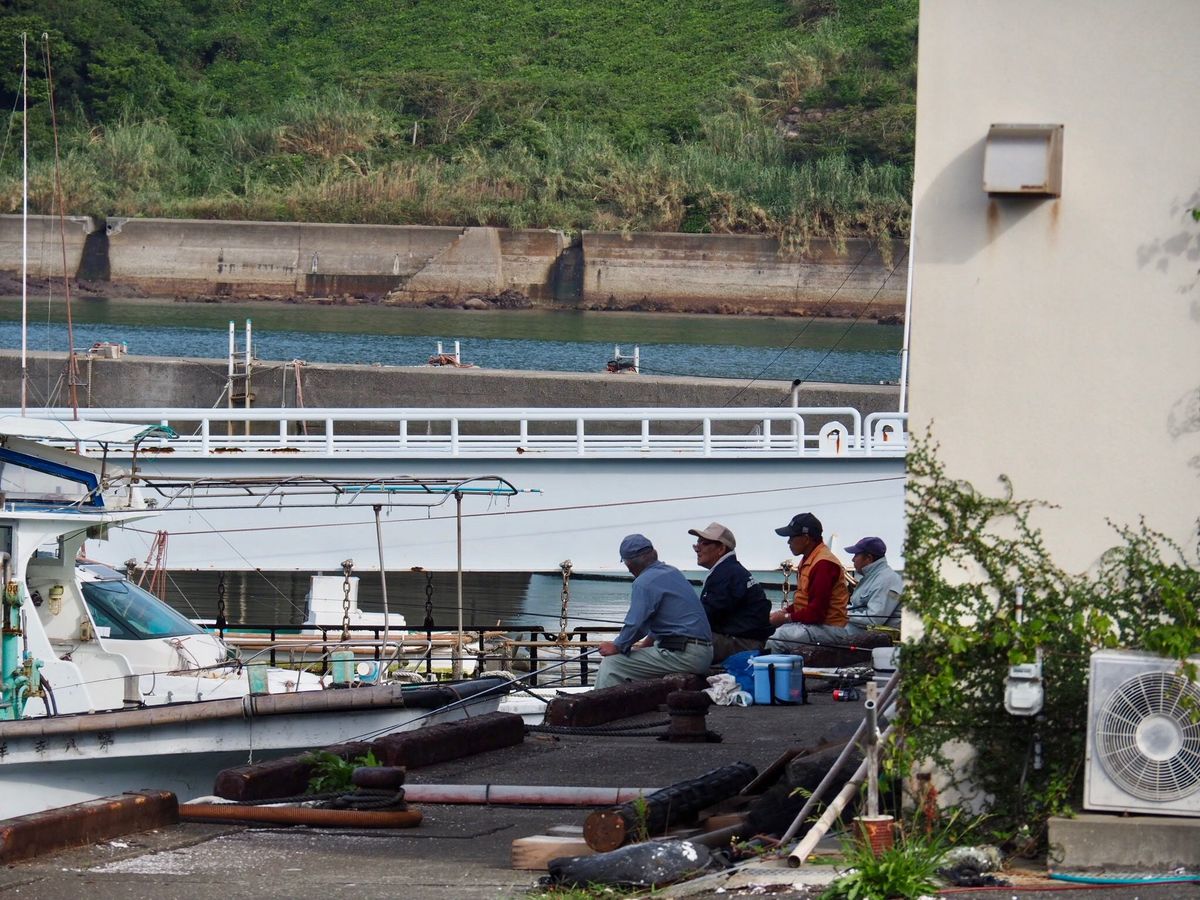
[0, 0, 916, 250]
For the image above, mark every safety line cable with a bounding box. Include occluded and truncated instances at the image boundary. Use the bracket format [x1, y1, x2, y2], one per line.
[116, 472, 904, 538]
[791, 251, 907, 389]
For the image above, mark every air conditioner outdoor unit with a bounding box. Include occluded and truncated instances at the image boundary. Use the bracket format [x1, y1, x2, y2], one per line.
[1085, 649, 1200, 817]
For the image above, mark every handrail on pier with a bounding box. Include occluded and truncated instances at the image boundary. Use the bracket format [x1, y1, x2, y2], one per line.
[11, 407, 907, 459]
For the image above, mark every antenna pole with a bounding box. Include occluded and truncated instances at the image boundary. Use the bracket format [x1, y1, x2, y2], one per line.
[898, 217, 915, 414]
[20, 33, 28, 414]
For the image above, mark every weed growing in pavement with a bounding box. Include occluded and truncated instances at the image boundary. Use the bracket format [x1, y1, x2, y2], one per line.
[628, 794, 651, 844]
[303, 748, 379, 794]
[818, 816, 963, 900]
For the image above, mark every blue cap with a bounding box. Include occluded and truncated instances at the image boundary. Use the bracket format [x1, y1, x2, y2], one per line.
[844, 536, 887, 558]
[619, 533, 654, 561]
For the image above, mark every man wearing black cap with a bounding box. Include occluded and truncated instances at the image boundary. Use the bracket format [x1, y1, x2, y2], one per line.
[688, 521, 771, 663]
[844, 536, 903, 630]
[764, 512, 850, 654]
[594, 534, 713, 689]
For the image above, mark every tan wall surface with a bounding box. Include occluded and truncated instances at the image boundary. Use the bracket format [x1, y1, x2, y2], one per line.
[0, 215, 95, 277]
[1, 216, 909, 318]
[106, 216, 303, 290]
[909, 0, 1200, 571]
[581, 232, 907, 316]
[296, 222, 462, 278]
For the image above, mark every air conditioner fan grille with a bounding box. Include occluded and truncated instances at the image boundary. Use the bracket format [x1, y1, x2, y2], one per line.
[1095, 670, 1200, 802]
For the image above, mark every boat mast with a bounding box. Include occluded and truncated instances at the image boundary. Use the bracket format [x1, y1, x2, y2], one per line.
[42, 34, 80, 418]
[20, 32, 28, 414]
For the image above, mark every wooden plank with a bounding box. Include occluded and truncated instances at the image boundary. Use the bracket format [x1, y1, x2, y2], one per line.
[511, 835, 594, 870]
[700, 812, 747, 830]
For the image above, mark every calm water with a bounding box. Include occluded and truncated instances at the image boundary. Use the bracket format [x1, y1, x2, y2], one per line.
[2, 297, 902, 384]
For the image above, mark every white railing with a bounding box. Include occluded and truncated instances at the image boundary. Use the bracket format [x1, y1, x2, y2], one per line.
[6, 407, 908, 459]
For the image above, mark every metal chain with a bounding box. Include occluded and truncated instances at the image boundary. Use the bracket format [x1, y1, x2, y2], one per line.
[216, 573, 227, 630]
[557, 559, 573, 644]
[341, 558, 354, 640]
[779, 559, 796, 609]
[423, 571, 435, 629]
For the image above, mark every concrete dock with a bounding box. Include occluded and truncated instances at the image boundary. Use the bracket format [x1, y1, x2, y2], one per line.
[1, 696, 1196, 899]
[0, 697, 858, 898]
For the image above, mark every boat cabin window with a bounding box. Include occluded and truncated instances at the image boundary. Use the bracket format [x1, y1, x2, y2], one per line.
[79, 573, 204, 641]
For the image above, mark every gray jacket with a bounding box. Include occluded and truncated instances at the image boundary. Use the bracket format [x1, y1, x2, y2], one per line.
[847, 557, 903, 629]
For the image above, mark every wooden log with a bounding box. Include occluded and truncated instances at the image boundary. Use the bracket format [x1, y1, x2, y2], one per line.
[545, 673, 703, 727]
[373, 711, 524, 768]
[511, 834, 595, 870]
[214, 741, 373, 801]
[583, 762, 757, 852]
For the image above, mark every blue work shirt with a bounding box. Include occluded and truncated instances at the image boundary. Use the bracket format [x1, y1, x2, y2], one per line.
[612, 561, 712, 653]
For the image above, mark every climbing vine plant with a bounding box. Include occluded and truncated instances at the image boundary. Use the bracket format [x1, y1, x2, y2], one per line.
[891, 436, 1200, 845]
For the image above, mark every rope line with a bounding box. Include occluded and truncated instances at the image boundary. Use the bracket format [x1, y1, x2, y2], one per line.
[117, 473, 904, 538]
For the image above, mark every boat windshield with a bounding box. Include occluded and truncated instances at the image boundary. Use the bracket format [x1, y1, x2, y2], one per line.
[80, 577, 205, 641]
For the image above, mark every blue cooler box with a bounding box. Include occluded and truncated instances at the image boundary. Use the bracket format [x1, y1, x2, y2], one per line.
[750, 654, 806, 704]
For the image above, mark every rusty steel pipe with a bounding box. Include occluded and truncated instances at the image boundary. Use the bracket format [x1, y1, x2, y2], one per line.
[401, 784, 661, 806]
[180, 803, 422, 828]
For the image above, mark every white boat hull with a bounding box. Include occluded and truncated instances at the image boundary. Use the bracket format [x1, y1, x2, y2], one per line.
[100, 456, 905, 573]
[0, 679, 508, 820]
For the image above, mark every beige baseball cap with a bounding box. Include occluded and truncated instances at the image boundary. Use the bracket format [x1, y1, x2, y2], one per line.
[688, 522, 736, 550]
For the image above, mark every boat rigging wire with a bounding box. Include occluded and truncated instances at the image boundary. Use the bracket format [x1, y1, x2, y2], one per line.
[790, 251, 907, 390]
[20, 31, 28, 414]
[41, 33, 81, 420]
[634, 243, 875, 391]
[116, 472, 905, 538]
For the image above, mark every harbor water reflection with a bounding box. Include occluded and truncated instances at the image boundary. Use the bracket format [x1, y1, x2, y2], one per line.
[1, 298, 902, 384]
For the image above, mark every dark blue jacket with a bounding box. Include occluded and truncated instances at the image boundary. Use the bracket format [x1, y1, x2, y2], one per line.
[700, 554, 772, 641]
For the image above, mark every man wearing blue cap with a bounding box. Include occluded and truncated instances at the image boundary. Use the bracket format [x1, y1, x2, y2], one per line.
[843, 536, 903, 630]
[594, 534, 714, 690]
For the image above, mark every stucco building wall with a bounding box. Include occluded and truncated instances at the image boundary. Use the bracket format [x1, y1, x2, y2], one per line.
[908, 0, 1200, 572]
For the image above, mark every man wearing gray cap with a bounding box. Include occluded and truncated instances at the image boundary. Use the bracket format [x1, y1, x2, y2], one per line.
[689, 522, 771, 663]
[594, 534, 713, 690]
[843, 536, 903, 630]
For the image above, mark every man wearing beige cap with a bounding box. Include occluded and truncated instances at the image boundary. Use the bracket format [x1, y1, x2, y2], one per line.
[689, 522, 772, 663]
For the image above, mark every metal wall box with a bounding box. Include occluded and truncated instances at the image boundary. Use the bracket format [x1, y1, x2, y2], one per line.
[983, 124, 1063, 196]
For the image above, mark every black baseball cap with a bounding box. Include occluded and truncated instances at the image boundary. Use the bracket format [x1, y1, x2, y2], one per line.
[775, 512, 823, 538]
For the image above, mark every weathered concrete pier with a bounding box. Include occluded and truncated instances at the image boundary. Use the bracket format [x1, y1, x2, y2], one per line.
[0, 350, 900, 413]
[0, 214, 907, 317]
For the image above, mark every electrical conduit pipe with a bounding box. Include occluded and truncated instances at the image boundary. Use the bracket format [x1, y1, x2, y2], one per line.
[401, 784, 661, 805]
[180, 803, 422, 828]
[787, 720, 895, 867]
[778, 669, 899, 846]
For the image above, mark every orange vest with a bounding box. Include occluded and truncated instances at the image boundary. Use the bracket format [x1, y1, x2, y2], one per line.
[793, 542, 849, 627]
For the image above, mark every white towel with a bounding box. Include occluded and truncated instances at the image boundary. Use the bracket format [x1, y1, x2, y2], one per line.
[703, 673, 753, 707]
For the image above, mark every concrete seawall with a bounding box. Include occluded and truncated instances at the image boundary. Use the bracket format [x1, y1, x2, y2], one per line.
[0, 350, 900, 415]
[0, 215, 906, 317]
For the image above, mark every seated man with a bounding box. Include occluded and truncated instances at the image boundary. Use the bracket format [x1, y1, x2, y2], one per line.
[594, 534, 713, 689]
[764, 512, 850, 655]
[689, 521, 772, 663]
[843, 536, 903, 632]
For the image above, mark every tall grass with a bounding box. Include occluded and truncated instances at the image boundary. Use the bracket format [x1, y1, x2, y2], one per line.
[0, 105, 909, 247]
